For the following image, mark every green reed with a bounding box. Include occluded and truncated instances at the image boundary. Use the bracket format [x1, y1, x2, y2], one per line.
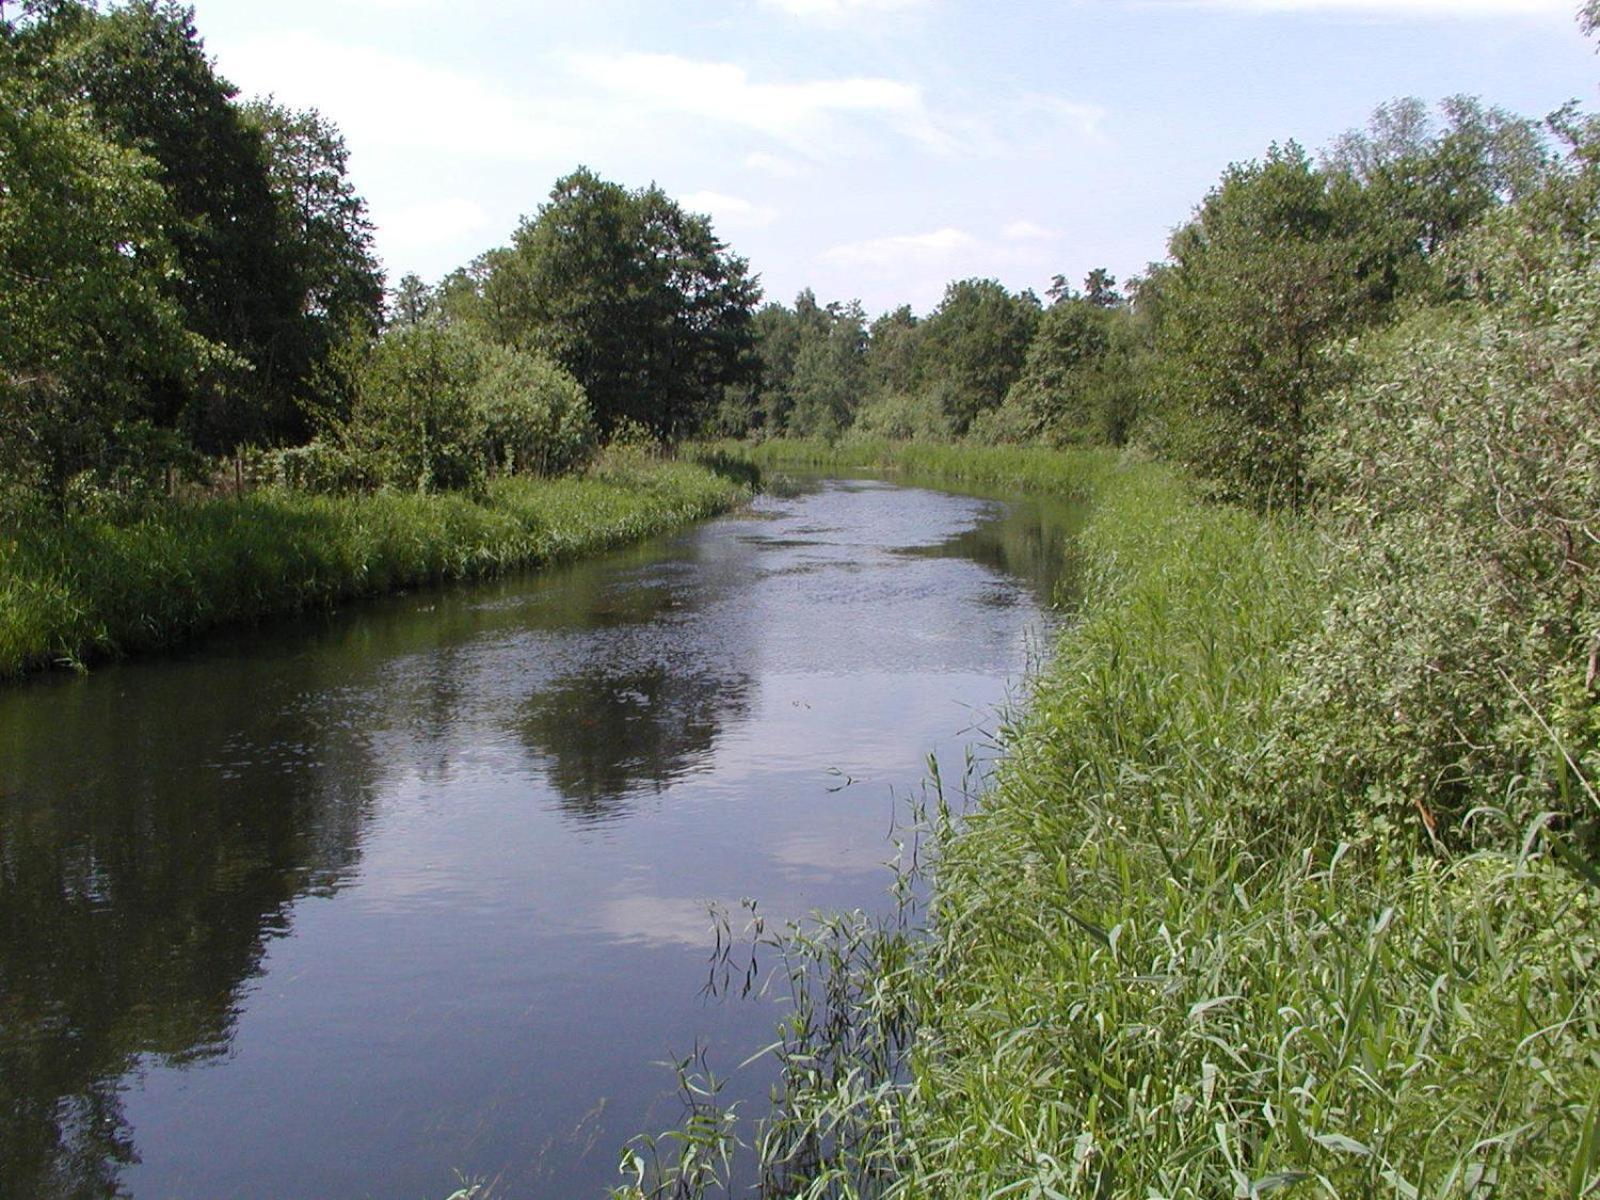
[620, 444, 1600, 1199]
[0, 460, 746, 680]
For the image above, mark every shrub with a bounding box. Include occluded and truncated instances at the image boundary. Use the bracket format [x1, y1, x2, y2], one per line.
[346, 325, 485, 493]
[471, 345, 596, 477]
[1277, 215, 1600, 846]
[265, 439, 373, 494]
[963, 396, 1037, 445]
[851, 390, 953, 442]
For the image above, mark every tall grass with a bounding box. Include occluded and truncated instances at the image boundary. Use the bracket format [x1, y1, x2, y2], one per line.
[624, 445, 1600, 1199]
[0, 459, 746, 680]
[692, 438, 1124, 499]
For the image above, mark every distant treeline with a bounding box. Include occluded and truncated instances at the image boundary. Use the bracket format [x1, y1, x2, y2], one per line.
[1, 1, 759, 511]
[680, 96, 1568, 508]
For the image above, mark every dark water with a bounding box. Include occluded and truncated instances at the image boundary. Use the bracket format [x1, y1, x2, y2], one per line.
[0, 476, 1081, 1200]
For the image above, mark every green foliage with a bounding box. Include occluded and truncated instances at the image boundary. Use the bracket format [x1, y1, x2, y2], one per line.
[983, 294, 1137, 447]
[245, 98, 384, 432]
[1153, 144, 1371, 508]
[786, 300, 869, 439]
[0, 462, 746, 679]
[461, 167, 760, 440]
[702, 437, 1123, 498]
[961, 396, 1037, 446]
[470, 344, 596, 478]
[1277, 210, 1600, 845]
[720, 291, 870, 438]
[0, 53, 217, 504]
[851, 391, 954, 442]
[23, 0, 307, 451]
[865, 305, 924, 399]
[1, 0, 382, 505]
[1323, 95, 1553, 291]
[345, 325, 485, 494]
[1151, 106, 1557, 510]
[914, 279, 1040, 434]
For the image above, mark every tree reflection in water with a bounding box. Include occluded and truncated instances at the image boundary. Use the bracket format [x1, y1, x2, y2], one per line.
[0, 663, 379, 1199]
[519, 664, 752, 822]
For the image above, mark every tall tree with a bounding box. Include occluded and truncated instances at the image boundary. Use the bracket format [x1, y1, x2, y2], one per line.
[787, 299, 868, 438]
[246, 99, 384, 431]
[1083, 267, 1121, 309]
[1155, 143, 1370, 507]
[864, 305, 922, 401]
[481, 168, 760, 439]
[22, 0, 303, 450]
[0, 52, 217, 504]
[999, 298, 1114, 444]
[916, 279, 1040, 434]
[1323, 95, 1553, 302]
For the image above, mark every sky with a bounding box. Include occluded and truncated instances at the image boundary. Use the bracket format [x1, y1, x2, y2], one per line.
[192, 0, 1599, 316]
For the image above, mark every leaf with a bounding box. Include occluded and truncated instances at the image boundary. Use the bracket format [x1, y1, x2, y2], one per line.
[1250, 1171, 1313, 1196]
[1189, 994, 1243, 1020]
[1314, 1132, 1373, 1157]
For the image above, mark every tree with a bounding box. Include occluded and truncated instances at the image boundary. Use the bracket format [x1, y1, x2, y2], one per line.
[389, 273, 435, 329]
[346, 326, 485, 493]
[0, 55, 216, 505]
[1083, 267, 1121, 309]
[787, 300, 868, 438]
[21, 0, 305, 450]
[995, 299, 1113, 444]
[1279, 166, 1600, 842]
[470, 345, 595, 477]
[246, 98, 384, 432]
[1322, 95, 1553, 303]
[1154, 143, 1371, 507]
[864, 305, 922, 400]
[479, 168, 760, 440]
[915, 279, 1040, 434]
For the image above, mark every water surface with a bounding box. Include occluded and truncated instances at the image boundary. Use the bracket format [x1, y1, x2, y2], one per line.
[0, 476, 1080, 1199]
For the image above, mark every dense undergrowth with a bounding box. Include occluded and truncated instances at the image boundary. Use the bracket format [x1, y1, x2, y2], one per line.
[0, 457, 745, 681]
[623, 442, 1600, 1200]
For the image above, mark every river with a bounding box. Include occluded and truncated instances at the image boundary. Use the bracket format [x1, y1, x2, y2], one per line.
[0, 474, 1081, 1199]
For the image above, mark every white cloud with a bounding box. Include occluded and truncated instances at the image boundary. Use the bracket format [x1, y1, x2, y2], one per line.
[374, 197, 492, 247]
[822, 227, 979, 271]
[1142, 0, 1568, 14]
[217, 31, 580, 162]
[760, 0, 928, 22]
[745, 150, 806, 177]
[680, 190, 780, 229]
[1019, 95, 1110, 141]
[1003, 220, 1061, 242]
[598, 895, 719, 948]
[565, 52, 952, 155]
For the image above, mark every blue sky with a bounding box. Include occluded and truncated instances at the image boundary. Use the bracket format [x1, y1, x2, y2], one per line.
[194, 0, 1598, 315]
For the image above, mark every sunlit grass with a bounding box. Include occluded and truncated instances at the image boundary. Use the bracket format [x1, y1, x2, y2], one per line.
[691, 437, 1125, 499]
[0, 460, 746, 680]
[624, 443, 1600, 1199]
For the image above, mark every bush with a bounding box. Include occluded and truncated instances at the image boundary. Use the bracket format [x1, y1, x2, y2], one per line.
[851, 390, 953, 442]
[1277, 216, 1600, 846]
[964, 395, 1039, 445]
[471, 345, 596, 477]
[346, 325, 485, 493]
[265, 439, 372, 494]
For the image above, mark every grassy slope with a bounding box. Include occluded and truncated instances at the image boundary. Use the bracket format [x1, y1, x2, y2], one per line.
[0, 459, 746, 680]
[688, 440, 1600, 1199]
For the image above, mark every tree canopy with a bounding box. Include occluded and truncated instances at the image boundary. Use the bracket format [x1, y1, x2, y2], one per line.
[446, 168, 760, 440]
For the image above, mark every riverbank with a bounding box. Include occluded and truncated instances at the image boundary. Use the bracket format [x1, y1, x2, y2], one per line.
[640, 441, 1600, 1198]
[695, 436, 1123, 499]
[0, 458, 747, 681]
